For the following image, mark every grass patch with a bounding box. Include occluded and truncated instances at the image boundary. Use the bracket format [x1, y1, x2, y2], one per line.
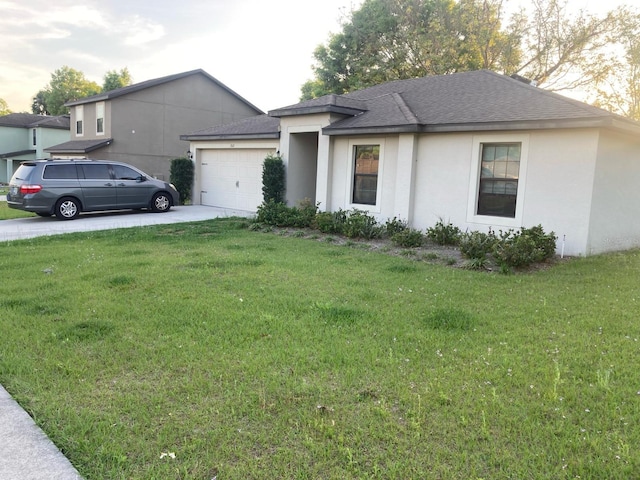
[0, 201, 36, 220]
[1, 220, 639, 479]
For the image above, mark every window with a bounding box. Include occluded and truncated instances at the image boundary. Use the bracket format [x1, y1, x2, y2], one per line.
[43, 164, 79, 179]
[32, 128, 37, 146]
[96, 102, 104, 135]
[113, 165, 140, 180]
[80, 164, 111, 180]
[76, 106, 84, 136]
[476, 143, 521, 218]
[352, 144, 380, 205]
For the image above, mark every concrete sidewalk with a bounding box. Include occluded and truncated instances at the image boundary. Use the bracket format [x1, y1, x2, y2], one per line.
[0, 204, 253, 478]
[0, 386, 83, 480]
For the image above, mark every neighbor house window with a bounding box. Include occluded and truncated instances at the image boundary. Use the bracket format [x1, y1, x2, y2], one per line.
[76, 105, 84, 136]
[96, 102, 104, 135]
[477, 143, 521, 218]
[32, 128, 37, 146]
[352, 144, 380, 205]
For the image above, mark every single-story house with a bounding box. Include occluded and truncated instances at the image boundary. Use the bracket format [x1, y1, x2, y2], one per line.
[180, 70, 640, 256]
[46, 69, 264, 181]
[0, 113, 70, 183]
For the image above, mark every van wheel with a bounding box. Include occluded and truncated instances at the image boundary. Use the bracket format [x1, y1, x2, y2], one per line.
[55, 197, 80, 220]
[151, 192, 171, 213]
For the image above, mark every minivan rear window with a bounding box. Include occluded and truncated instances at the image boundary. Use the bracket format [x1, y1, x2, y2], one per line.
[43, 164, 79, 179]
[12, 164, 36, 181]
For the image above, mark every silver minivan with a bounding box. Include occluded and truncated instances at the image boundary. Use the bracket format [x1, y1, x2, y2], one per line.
[7, 159, 180, 220]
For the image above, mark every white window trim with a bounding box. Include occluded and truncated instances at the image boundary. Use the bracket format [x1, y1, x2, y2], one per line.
[32, 128, 37, 147]
[75, 105, 84, 137]
[96, 102, 105, 136]
[346, 138, 385, 213]
[466, 133, 530, 228]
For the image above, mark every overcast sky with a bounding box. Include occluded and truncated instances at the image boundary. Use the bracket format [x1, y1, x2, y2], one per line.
[0, 0, 632, 114]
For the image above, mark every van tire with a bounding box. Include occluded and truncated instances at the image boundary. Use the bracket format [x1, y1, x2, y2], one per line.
[55, 197, 81, 220]
[150, 192, 171, 213]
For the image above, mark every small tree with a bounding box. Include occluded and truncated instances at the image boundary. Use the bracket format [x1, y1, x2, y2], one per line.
[170, 157, 194, 205]
[262, 153, 285, 203]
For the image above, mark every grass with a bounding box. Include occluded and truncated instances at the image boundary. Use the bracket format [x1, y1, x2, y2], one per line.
[1, 218, 639, 479]
[0, 200, 37, 219]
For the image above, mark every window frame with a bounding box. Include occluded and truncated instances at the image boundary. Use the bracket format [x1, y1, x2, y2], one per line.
[32, 128, 37, 146]
[347, 139, 384, 212]
[466, 134, 529, 228]
[96, 101, 105, 135]
[75, 105, 84, 137]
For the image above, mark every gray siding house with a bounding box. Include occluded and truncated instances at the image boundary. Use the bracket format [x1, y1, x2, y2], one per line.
[46, 69, 263, 180]
[0, 113, 70, 183]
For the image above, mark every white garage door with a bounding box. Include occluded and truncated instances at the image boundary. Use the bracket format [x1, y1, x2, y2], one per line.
[200, 149, 273, 211]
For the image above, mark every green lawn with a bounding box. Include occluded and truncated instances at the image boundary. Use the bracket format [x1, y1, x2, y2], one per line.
[0, 201, 37, 220]
[1, 219, 638, 479]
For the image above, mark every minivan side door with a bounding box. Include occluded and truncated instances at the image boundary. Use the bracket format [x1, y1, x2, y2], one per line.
[78, 163, 117, 210]
[112, 164, 156, 208]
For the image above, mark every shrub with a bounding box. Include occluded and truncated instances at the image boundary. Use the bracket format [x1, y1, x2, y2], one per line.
[169, 157, 194, 204]
[459, 230, 497, 261]
[313, 209, 347, 234]
[391, 228, 424, 248]
[262, 154, 285, 203]
[492, 225, 557, 272]
[385, 216, 408, 237]
[426, 218, 462, 245]
[343, 209, 384, 239]
[255, 199, 291, 226]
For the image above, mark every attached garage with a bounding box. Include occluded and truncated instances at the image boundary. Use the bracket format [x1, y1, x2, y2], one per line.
[182, 115, 281, 212]
[198, 148, 275, 211]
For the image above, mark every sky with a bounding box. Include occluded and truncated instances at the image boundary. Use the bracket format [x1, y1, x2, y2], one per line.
[0, 0, 634, 114]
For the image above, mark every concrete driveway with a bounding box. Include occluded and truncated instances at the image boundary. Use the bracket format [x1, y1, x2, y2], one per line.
[0, 205, 254, 242]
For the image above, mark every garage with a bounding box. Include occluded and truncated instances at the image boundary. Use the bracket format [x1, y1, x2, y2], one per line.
[199, 148, 274, 211]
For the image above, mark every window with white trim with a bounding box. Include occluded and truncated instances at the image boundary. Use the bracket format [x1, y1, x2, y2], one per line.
[96, 102, 104, 135]
[352, 144, 380, 205]
[76, 105, 84, 136]
[477, 142, 521, 218]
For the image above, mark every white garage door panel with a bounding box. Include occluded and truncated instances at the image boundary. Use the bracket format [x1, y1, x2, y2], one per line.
[200, 149, 272, 211]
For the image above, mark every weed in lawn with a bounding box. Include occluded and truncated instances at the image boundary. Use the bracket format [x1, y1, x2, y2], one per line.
[424, 307, 474, 330]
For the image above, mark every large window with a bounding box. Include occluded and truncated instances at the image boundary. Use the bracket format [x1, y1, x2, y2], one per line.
[352, 144, 380, 205]
[477, 143, 521, 218]
[76, 106, 84, 136]
[96, 102, 104, 135]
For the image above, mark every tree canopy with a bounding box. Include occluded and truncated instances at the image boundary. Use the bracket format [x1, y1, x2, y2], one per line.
[301, 0, 640, 120]
[0, 98, 10, 115]
[103, 67, 133, 92]
[32, 66, 132, 116]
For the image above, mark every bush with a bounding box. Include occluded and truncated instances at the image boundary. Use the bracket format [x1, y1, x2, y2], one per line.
[255, 198, 318, 228]
[262, 154, 285, 203]
[343, 209, 384, 239]
[426, 219, 462, 246]
[313, 210, 347, 234]
[492, 226, 557, 271]
[169, 157, 194, 204]
[391, 228, 424, 248]
[385, 217, 408, 237]
[459, 230, 497, 261]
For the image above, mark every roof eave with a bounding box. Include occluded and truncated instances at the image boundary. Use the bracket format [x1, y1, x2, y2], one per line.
[44, 138, 113, 153]
[180, 132, 281, 141]
[270, 105, 365, 118]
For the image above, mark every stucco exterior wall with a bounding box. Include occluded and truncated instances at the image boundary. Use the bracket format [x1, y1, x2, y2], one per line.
[588, 130, 640, 254]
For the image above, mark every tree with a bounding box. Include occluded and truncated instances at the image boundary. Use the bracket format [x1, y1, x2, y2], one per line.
[0, 98, 10, 115]
[169, 157, 194, 204]
[31, 66, 101, 115]
[103, 67, 132, 92]
[301, 0, 636, 115]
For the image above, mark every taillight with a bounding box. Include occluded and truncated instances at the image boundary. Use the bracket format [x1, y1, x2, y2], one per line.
[20, 184, 43, 195]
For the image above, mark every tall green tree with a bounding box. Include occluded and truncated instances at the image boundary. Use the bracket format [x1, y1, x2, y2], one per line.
[0, 98, 11, 115]
[301, 0, 635, 117]
[31, 66, 101, 115]
[103, 67, 133, 92]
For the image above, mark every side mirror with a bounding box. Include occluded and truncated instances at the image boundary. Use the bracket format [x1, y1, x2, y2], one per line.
[136, 175, 147, 183]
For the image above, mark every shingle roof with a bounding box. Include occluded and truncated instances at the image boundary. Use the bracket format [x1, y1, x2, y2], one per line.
[44, 138, 113, 153]
[180, 115, 280, 141]
[0, 113, 70, 129]
[64, 69, 264, 114]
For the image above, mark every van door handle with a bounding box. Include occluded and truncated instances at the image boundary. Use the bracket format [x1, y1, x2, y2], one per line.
[105, 183, 113, 186]
[118, 183, 126, 187]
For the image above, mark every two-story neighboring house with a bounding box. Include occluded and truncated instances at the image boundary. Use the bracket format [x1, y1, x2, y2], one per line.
[45, 69, 263, 180]
[0, 113, 70, 183]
